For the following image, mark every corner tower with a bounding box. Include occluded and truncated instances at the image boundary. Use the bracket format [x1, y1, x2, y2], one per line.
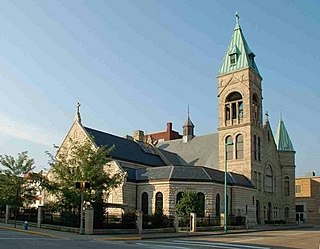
[217, 14, 263, 179]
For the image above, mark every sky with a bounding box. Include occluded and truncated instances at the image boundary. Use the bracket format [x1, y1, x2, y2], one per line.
[0, 0, 319, 177]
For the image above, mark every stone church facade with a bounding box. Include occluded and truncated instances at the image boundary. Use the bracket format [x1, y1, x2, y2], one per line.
[53, 16, 296, 225]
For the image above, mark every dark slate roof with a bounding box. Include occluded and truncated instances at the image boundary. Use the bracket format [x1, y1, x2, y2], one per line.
[157, 134, 219, 169]
[122, 165, 254, 188]
[84, 127, 166, 166]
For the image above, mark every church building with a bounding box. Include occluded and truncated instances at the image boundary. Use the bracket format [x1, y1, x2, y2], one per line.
[55, 15, 296, 225]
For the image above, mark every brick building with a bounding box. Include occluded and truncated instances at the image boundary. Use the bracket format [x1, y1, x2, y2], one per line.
[295, 174, 320, 224]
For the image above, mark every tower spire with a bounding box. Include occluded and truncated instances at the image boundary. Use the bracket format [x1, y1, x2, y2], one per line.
[235, 11, 240, 27]
[75, 102, 82, 124]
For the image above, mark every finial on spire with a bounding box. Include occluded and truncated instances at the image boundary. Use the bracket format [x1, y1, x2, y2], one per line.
[187, 105, 190, 118]
[280, 110, 283, 121]
[265, 111, 269, 122]
[235, 11, 240, 26]
[75, 102, 82, 123]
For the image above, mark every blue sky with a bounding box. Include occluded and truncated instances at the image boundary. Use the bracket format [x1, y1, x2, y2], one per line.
[0, 0, 319, 176]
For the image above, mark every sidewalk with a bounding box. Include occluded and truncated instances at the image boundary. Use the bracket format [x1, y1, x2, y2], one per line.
[0, 221, 314, 241]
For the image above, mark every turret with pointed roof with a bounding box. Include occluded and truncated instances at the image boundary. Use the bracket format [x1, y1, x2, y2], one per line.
[275, 115, 295, 152]
[218, 13, 261, 78]
[183, 106, 195, 143]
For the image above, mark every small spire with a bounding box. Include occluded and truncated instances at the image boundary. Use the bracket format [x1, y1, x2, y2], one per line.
[75, 102, 82, 124]
[235, 11, 240, 26]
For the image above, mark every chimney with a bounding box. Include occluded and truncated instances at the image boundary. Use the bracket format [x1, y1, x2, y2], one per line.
[133, 130, 144, 142]
[166, 122, 172, 131]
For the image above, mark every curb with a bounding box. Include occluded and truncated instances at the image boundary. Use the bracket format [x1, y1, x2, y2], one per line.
[0, 225, 64, 238]
[97, 236, 142, 241]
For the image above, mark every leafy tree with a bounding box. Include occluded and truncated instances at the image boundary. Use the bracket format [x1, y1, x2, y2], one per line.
[0, 151, 38, 208]
[45, 139, 123, 225]
[175, 191, 204, 217]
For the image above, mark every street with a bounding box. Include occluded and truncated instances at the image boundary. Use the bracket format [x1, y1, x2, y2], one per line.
[0, 227, 320, 249]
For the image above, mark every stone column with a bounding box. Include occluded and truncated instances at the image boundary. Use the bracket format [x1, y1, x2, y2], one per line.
[84, 208, 94, 235]
[190, 213, 196, 232]
[220, 213, 225, 227]
[5, 205, 10, 224]
[136, 210, 143, 234]
[174, 212, 179, 233]
[37, 206, 43, 228]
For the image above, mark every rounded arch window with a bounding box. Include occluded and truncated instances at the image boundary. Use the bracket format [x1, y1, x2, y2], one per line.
[197, 192, 205, 217]
[155, 192, 163, 215]
[226, 136, 233, 160]
[284, 176, 290, 196]
[141, 192, 148, 215]
[265, 165, 273, 193]
[215, 193, 220, 217]
[176, 192, 184, 204]
[236, 134, 244, 159]
[252, 93, 260, 125]
[225, 92, 243, 123]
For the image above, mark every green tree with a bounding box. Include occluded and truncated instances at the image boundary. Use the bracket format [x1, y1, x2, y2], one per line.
[0, 151, 38, 207]
[175, 191, 204, 217]
[45, 139, 123, 225]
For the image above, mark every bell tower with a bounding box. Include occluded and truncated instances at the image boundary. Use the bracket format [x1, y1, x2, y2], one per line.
[217, 14, 263, 179]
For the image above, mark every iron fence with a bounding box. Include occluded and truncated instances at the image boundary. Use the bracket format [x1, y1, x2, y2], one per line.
[94, 212, 137, 229]
[42, 210, 80, 228]
[142, 214, 174, 229]
[197, 215, 220, 227]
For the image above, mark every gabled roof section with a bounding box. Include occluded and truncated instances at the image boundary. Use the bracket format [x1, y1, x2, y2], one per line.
[157, 133, 219, 169]
[84, 127, 166, 166]
[275, 117, 295, 152]
[218, 15, 260, 77]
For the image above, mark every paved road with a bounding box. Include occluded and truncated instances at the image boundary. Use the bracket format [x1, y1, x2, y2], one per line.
[1, 227, 320, 249]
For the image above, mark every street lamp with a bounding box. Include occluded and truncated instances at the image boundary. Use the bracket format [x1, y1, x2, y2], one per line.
[224, 140, 233, 234]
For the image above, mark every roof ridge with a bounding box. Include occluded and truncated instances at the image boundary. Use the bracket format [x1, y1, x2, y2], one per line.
[202, 167, 212, 180]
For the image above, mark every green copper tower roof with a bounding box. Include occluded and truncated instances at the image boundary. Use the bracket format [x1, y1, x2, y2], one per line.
[218, 13, 260, 77]
[275, 115, 295, 152]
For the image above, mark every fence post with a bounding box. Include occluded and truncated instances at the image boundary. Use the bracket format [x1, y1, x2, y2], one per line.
[85, 207, 94, 235]
[190, 212, 196, 232]
[136, 210, 142, 234]
[37, 206, 43, 228]
[5, 205, 10, 224]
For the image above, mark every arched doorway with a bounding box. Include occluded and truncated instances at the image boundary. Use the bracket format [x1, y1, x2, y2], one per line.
[256, 200, 261, 224]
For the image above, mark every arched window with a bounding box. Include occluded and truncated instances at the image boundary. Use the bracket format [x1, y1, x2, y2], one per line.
[141, 192, 148, 215]
[253, 135, 257, 160]
[176, 192, 184, 204]
[225, 92, 243, 125]
[265, 165, 273, 193]
[197, 192, 205, 217]
[258, 137, 261, 161]
[267, 202, 272, 221]
[236, 134, 244, 159]
[284, 207, 290, 220]
[215, 193, 220, 217]
[284, 176, 290, 196]
[252, 93, 260, 125]
[155, 192, 163, 215]
[226, 136, 233, 160]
